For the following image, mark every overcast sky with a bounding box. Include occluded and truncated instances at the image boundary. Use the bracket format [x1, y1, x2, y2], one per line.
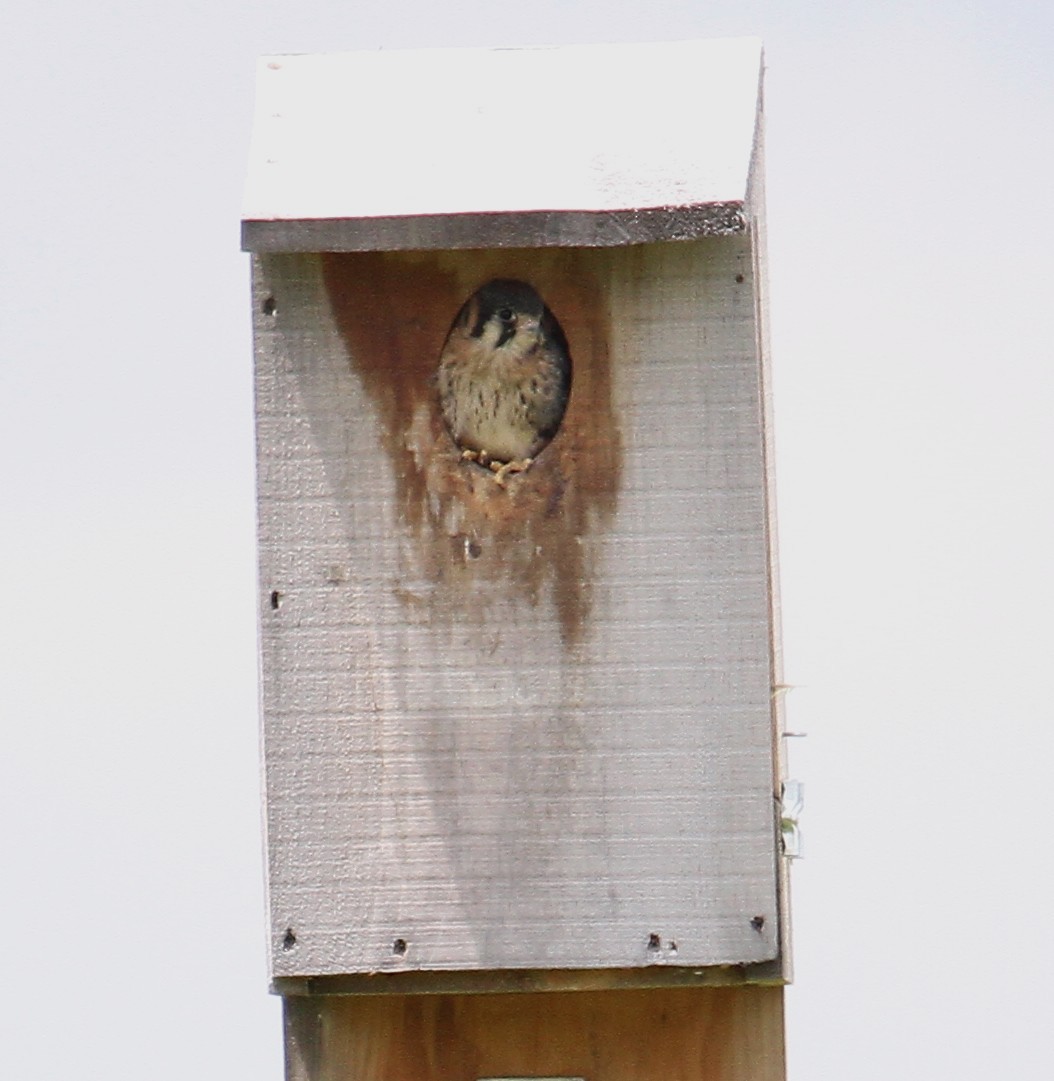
[3, 3, 1052, 1079]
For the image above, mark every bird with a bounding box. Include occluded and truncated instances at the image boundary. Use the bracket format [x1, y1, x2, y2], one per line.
[437, 279, 572, 485]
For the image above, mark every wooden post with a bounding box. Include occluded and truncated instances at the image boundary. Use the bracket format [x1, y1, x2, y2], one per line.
[243, 38, 789, 1081]
[284, 987, 785, 1081]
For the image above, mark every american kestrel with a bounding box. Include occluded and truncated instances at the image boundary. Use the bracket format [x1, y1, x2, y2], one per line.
[438, 279, 572, 485]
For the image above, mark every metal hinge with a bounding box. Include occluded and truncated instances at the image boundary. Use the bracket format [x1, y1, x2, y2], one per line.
[780, 778, 804, 859]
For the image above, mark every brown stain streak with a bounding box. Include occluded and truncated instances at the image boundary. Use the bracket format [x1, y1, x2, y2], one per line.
[321, 250, 621, 648]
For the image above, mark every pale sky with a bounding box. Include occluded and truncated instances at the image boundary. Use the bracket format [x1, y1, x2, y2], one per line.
[3, 3, 1052, 1078]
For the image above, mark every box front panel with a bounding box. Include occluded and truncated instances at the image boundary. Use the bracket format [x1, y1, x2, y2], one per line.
[253, 239, 779, 979]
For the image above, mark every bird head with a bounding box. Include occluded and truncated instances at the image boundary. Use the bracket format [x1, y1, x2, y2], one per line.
[465, 279, 545, 354]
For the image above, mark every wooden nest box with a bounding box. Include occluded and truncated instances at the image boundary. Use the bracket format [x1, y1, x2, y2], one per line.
[243, 37, 789, 996]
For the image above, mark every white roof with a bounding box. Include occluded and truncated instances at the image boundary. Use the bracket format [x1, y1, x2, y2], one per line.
[242, 38, 763, 251]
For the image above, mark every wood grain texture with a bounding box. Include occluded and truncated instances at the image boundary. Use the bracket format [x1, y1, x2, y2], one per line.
[283, 986, 785, 1081]
[241, 39, 762, 252]
[274, 961, 784, 997]
[242, 204, 749, 255]
[252, 234, 784, 983]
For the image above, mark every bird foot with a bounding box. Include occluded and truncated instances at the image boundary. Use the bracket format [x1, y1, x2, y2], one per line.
[458, 448, 533, 486]
[490, 457, 533, 486]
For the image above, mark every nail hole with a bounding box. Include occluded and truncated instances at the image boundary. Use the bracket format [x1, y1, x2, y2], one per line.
[467, 539, 482, 559]
[750, 915, 765, 932]
[270, 590, 282, 610]
[647, 933, 661, 950]
[282, 928, 297, 950]
[668, 940, 678, 953]
[392, 938, 408, 955]
[735, 273, 745, 284]
[262, 295, 277, 316]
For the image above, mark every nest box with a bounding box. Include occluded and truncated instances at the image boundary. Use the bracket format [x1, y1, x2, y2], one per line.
[243, 37, 789, 994]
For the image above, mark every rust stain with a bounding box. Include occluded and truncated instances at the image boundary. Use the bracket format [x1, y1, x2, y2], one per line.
[320, 249, 621, 648]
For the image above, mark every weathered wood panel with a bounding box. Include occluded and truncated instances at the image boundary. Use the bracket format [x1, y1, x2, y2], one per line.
[253, 236, 783, 982]
[241, 38, 763, 252]
[283, 986, 786, 1081]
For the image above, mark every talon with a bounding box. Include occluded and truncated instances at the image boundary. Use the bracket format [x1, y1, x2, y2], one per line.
[490, 457, 533, 486]
[457, 446, 532, 486]
[461, 448, 494, 467]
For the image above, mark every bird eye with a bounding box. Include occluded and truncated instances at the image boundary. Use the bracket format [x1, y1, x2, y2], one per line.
[497, 307, 515, 323]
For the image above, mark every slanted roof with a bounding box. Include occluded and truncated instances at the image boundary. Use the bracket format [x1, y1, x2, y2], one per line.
[241, 37, 763, 252]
